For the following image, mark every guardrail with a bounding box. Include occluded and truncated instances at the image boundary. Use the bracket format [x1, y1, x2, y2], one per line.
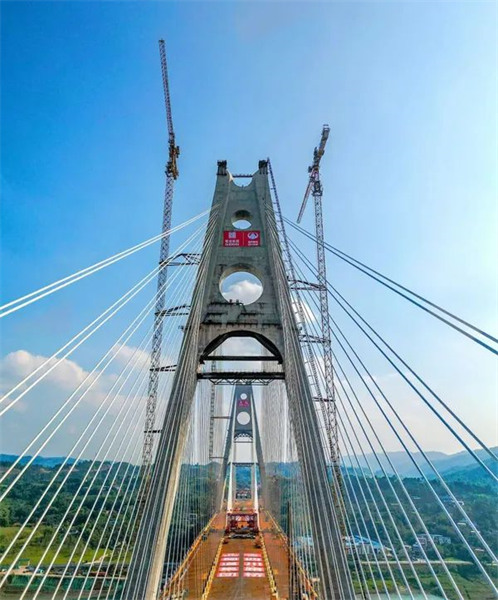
[264, 509, 319, 599]
[200, 534, 225, 600]
[259, 532, 279, 599]
[162, 513, 219, 598]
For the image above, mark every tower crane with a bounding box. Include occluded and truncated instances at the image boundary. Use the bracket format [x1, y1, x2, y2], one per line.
[297, 125, 330, 222]
[142, 40, 180, 468]
[159, 39, 180, 181]
[296, 125, 340, 478]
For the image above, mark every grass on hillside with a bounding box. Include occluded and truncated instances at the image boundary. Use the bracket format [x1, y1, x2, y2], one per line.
[353, 562, 498, 600]
[0, 527, 130, 568]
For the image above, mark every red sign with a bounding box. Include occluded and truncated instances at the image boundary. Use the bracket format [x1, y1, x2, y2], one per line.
[216, 553, 240, 578]
[223, 230, 261, 247]
[243, 553, 265, 578]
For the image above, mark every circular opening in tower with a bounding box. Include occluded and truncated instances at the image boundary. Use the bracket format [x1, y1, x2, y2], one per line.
[220, 270, 263, 305]
[237, 411, 250, 425]
[240, 393, 248, 400]
[231, 210, 252, 230]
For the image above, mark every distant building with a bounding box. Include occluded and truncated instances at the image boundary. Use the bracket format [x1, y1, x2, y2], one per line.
[344, 535, 392, 557]
[293, 535, 314, 552]
[441, 495, 465, 507]
[415, 533, 451, 550]
[433, 534, 451, 545]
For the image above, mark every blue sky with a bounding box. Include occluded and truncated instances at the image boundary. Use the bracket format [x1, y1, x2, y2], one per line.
[1, 1, 496, 455]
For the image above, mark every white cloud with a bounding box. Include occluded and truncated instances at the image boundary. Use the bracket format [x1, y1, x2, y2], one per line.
[0, 350, 96, 393]
[222, 279, 263, 304]
[221, 337, 262, 356]
[111, 344, 150, 370]
[0, 349, 149, 457]
[1, 345, 155, 402]
[292, 298, 317, 324]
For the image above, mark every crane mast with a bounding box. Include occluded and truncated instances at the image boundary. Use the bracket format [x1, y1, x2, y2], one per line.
[296, 125, 339, 473]
[142, 40, 180, 468]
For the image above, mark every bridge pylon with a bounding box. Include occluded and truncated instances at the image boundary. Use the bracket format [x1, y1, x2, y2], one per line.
[125, 160, 354, 600]
[219, 384, 266, 513]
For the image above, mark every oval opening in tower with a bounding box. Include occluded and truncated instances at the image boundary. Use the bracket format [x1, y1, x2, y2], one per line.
[237, 411, 250, 425]
[220, 270, 263, 305]
[232, 210, 252, 230]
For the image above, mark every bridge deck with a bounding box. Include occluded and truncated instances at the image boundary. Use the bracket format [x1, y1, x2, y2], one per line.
[260, 511, 291, 599]
[162, 512, 225, 599]
[162, 507, 290, 599]
[207, 536, 272, 600]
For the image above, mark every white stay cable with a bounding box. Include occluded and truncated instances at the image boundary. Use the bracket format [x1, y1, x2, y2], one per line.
[333, 343, 461, 599]
[96, 455, 153, 600]
[125, 216, 220, 593]
[105, 231, 218, 596]
[95, 353, 182, 600]
[26, 256, 198, 599]
[290, 252, 467, 598]
[99, 454, 158, 600]
[23, 336, 153, 599]
[0, 258, 200, 524]
[57, 266, 199, 600]
[0, 257, 195, 585]
[289, 275, 427, 598]
[0, 226, 204, 495]
[289, 238, 498, 478]
[293, 305, 386, 597]
[337, 406, 425, 599]
[331, 310, 498, 583]
[1, 328, 151, 587]
[268, 217, 350, 595]
[337, 446, 384, 600]
[292, 246, 498, 575]
[81, 315, 190, 600]
[0, 208, 209, 318]
[0, 221, 206, 416]
[58, 372, 162, 600]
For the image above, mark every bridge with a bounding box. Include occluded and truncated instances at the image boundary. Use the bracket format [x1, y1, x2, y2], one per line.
[0, 41, 497, 600]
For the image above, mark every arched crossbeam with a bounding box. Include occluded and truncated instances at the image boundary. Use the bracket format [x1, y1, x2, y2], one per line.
[200, 330, 283, 364]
